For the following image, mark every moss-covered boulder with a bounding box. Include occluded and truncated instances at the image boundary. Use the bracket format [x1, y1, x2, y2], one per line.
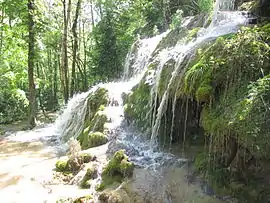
[55, 159, 69, 172]
[55, 153, 93, 173]
[96, 150, 134, 191]
[78, 107, 108, 149]
[87, 87, 109, 115]
[81, 131, 108, 150]
[83, 87, 109, 126]
[80, 166, 98, 189]
[124, 79, 151, 130]
[89, 110, 108, 132]
[99, 189, 131, 203]
[73, 195, 93, 203]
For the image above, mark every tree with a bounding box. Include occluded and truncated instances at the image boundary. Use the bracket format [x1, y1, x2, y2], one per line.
[70, 0, 82, 97]
[61, 0, 71, 103]
[27, 0, 36, 128]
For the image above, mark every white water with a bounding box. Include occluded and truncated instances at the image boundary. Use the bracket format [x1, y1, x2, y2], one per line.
[0, 1, 249, 202]
[149, 0, 247, 147]
[123, 32, 169, 80]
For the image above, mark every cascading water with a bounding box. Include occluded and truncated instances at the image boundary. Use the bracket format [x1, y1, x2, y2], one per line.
[0, 0, 251, 202]
[123, 32, 169, 80]
[149, 0, 247, 148]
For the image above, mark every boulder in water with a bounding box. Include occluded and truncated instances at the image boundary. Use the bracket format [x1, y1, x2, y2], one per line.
[55, 159, 69, 172]
[96, 150, 134, 191]
[80, 165, 98, 188]
[99, 189, 131, 203]
[81, 131, 108, 150]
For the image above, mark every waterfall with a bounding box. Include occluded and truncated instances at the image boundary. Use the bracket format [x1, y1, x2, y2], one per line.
[149, 0, 247, 147]
[54, 88, 95, 142]
[55, 0, 248, 149]
[55, 32, 167, 143]
[123, 32, 169, 80]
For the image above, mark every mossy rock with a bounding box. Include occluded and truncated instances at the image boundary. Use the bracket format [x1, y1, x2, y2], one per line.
[55, 153, 93, 173]
[97, 150, 134, 191]
[79, 153, 93, 163]
[73, 195, 93, 203]
[96, 175, 123, 191]
[239, 0, 258, 12]
[103, 150, 134, 177]
[78, 108, 108, 146]
[157, 59, 175, 97]
[84, 87, 109, 124]
[88, 87, 109, 111]
[99, 189, 130, 203]
[55, 160, 69, 172]
[81, 132, 108, 150]
[80, 166, 98, 189]
[124, 80, 151, 130]
[185, 24, 270, 203]
[90, 110, 108, 132]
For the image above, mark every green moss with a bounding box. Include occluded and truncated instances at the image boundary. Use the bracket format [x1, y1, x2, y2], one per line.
[90, 110, 108, 132]
[55, 153, 93, 173]
[99, 105, 106, 111]
[239, 0, 258, 12]
[78, 108, 108, 148]
[187, 27, 201, 41]
[97, 150, 134, 191]
[80, 167, 97, 189]
[185, 24, 270, 202]
[195, 84, 213, 102]
[157, 60, 175, 97]
[79, 153, 93, 163]
[124, 80, 151, 130]
[95, 175, 123, 191]
[82, 87, 109, 129]
[88, 87, 109, 112]
[81, 131, 108, 150]
[73, 195, 93, 203]
[55, 160, 68, 172]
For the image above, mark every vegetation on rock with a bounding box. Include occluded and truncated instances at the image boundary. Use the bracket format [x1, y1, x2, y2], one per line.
[81, 132, 108, 150]
[80, 166, 98, 189]
[55, 153, 93, 173]
[96, 150, 134, 191]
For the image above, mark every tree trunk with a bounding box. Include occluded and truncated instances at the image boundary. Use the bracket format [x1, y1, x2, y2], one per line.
[82, 21, 87, 91]
[27, 0, 36, 128]
[0, 6, 4, 55]
[61, 0, 71, 103]
[53, 52, 59, 109]
[90, 0, 95, 28]
[70, 0, 81, 97]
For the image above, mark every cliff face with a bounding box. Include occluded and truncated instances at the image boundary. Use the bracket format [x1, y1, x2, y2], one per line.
[124, 12, 270, 202]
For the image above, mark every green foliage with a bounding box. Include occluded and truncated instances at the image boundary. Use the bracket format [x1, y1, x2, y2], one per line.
[187, 27, 201, 41]
[170, 9, 183, 29]
[184, 24, 270, 202]
[0, 89, 29, 124]
[197, 0, 213, 13]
